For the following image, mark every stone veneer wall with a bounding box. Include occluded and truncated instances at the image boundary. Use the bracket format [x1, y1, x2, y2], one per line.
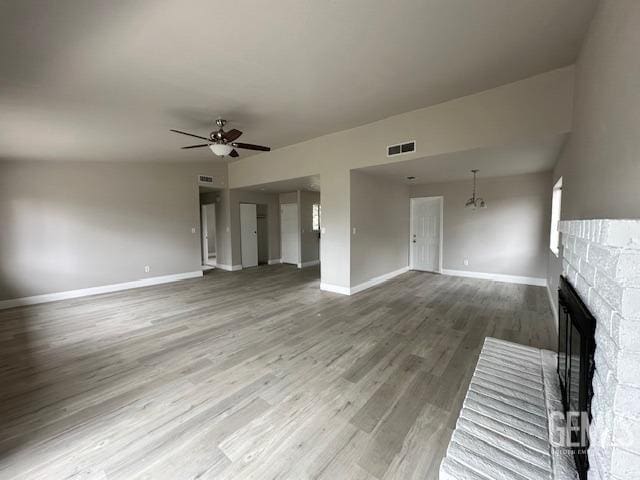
[559, 220, 640, 480]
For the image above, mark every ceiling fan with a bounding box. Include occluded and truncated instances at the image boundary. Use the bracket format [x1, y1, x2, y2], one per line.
[170, 119, 270, 158]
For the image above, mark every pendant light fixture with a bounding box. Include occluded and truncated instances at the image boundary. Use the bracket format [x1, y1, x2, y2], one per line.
[465, 169, 487, 210]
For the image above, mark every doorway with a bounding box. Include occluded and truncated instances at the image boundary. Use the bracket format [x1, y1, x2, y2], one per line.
[199, 191, 219, 269]
[256, 204, 269, 265]
[410, 197, 443, 272]
[201, 204, 217, 266]
[280, 202, 299, 265]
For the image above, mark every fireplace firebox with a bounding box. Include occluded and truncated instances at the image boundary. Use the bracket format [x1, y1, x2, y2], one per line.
[557, 275, 597, 480]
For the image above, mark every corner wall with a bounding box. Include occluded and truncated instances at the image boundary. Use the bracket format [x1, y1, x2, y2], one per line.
[410, 172, 552, 281]
[0, 159, 227, 301]
[350, 171, 409, 288]
[548, 0, 640, 323]
[552, 1, 640, 221]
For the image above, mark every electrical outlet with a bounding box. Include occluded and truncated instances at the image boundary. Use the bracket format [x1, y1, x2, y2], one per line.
[463, 258, 469, 266]
[191, 227, 196, 234]
[321, 227, 326, 234]
[144, 265, 150, 273]
[352, 227, 357, 235]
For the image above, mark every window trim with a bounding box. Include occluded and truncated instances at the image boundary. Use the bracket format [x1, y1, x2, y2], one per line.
[312, 203, 321, 232]
[550, 177, 563, 257]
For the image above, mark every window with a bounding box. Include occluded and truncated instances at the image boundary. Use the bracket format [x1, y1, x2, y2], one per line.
[312, 203, 321, 231]
[550, 177, 563, 256]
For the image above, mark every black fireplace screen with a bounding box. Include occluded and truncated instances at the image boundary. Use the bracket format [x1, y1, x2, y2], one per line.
[557, 275, 596, 480]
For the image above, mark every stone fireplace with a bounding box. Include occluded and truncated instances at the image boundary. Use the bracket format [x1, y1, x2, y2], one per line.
[559, 220, 640, 480]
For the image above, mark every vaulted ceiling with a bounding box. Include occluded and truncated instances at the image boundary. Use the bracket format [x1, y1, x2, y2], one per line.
[0, 0, 597, 162]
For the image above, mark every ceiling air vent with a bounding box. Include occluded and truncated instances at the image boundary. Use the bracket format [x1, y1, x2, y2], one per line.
[197, 175, 215, 185]
[387, 141, 416, 157]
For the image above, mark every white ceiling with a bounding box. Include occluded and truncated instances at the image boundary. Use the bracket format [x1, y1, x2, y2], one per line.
[241, 175, 321, 193]
[359, 134, 568, 184]
[0, 1, 597, 162]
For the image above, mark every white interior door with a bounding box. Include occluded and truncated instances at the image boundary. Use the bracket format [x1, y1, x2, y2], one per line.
[240, 203, 258, 268]
[280, 203, 299, 265]
[410, 197, 442, 272]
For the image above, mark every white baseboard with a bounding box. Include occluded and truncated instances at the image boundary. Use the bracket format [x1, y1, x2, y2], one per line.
[441, 268, 547, 287]
[216, 264, 243, 271]
[321, 266, 409, 296]
[351, 266, 410, 295]
[300, 259, 320, 268]
[268, 258, 282, 265]
[0, 271, 204, 310]
[547, 283, 558, 327]
[320, 282, 351, 295]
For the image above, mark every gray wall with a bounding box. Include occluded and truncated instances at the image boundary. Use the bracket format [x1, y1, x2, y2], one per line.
[300, 191, 321, 264]
[215, 189, 233, 268]
[278, 192, 298, 204]
[228, 190, 280, 267]
[411, 172, 552, 279]
[548, 1, 640, 308]
[229, 68, 574, 290]
[0, 159, 227, 301]
[553, 0, 640, 221]
[350, 171, 410, 287]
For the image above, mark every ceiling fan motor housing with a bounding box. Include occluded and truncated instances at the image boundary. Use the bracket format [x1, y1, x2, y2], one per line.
[210, 131, 224, 142]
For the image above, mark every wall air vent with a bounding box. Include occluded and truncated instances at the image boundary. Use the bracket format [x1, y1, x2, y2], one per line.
[387, 141, 416, 157]
[197, 175, 215, 185]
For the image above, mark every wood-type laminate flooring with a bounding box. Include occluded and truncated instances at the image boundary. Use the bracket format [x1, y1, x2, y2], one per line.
[0, 265, 556, 479]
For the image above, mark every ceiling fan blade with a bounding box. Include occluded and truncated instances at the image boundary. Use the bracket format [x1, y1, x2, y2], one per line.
[170, 129, 210, 141]
[231, 142, 270, 152]
[181, 144, 211, 149]
[223, 129, 242, 142]
[229, 149, 239, 158]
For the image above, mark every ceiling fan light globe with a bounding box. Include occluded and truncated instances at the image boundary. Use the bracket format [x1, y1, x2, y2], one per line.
[209, 144, 233, 156]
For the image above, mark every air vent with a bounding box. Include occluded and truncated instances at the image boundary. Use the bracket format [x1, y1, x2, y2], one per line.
[387, 141, 416, 157]
[197, 175, 215, 185]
